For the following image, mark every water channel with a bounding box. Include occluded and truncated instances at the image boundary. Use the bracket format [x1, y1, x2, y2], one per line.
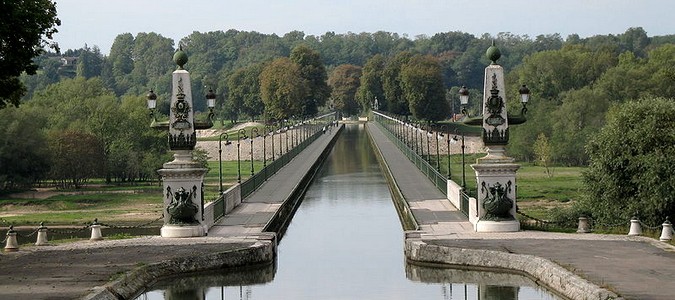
[135, 124, 562, 300]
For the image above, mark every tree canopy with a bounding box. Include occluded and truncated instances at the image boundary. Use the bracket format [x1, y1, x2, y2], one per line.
[0, 0, 60, 108]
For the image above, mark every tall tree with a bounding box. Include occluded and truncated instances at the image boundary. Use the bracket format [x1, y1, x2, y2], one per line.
[328, 64, 362, 116]
[48, 130, 105, 189]
[289, 45, 331, 117]
[401, 55, 449, 121]
[356, 54, 386, 112]
[259, 57, 307, 120]
[227, 63, 265, 121]
[382, 51, 413, 115]
[0, 0, 60, 108]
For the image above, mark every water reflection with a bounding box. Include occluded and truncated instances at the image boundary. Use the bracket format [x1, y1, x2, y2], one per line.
[135, 125, 562, 300]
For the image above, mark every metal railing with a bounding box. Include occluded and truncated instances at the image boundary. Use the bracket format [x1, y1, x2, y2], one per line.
[372, 111, 447, 196]
[212, 113, 337, 221]
[460, 190, 471, 217]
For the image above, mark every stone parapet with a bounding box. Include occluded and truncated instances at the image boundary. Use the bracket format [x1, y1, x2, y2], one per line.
[405, 239, 622, 300]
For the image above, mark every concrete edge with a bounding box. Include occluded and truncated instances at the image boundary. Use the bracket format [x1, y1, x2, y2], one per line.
[405, 239, 624, 300]
[81, 238, 276, 300]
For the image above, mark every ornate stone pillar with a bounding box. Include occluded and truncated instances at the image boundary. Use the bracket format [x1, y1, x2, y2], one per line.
[156, 48, 209, 238]
[469, 44, 523, 232]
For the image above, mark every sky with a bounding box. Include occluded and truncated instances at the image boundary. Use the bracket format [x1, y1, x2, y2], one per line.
[53, 0, 674, 54]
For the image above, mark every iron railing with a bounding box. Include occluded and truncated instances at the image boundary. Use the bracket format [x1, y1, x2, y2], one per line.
[372, 111, 447, 196]
[212, 113, 337, 221]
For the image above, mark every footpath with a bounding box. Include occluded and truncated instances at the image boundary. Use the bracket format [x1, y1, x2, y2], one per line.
[366, 122, 675, 300]
[0, 124, 342, 300]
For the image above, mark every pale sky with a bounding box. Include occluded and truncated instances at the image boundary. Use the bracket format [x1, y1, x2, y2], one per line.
[53, 0, 674, 54]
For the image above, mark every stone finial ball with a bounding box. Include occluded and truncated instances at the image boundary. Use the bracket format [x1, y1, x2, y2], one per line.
[173, 49, 188, 69]
[486, 44, 501, 64]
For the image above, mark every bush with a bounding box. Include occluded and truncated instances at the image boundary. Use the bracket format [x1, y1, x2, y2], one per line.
[578, 97, 675, 225]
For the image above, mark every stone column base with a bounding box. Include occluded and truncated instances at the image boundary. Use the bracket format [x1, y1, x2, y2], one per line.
[476, 220, 520, 232]
[161, 224, 205, 238]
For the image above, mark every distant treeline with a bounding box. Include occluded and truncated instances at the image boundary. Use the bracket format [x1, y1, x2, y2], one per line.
[2, 27, 673, 190]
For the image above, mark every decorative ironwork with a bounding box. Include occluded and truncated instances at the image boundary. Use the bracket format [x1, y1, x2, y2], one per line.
[168, 131, 197, 150]
[171, 77, 192, 131]
[166, 186, 199, 225]
[485, 73, 505, 126]
[481, 181, 515, 221]
[483, 73, 509, 145]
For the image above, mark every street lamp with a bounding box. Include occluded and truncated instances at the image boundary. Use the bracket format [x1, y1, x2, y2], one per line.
[439, 125, 451, 179]
[266, 124, 276, 162]
[236, 129, 247, 183]
[458, 86, 469, 116]
[434, 126, 440, 171]
[218, 133, 231, 194]
[451, 130, 466, 189]
[250, 128, 259, 176]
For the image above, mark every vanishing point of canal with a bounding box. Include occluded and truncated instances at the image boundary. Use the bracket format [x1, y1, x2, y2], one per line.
[136, 124, 562, 300]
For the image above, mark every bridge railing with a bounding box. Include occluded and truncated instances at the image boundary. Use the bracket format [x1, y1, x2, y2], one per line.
[211, 112, 338, 223]
[372, 111, 447, 196]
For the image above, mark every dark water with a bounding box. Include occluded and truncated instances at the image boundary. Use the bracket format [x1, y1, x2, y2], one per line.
[135, 124, 562, 300]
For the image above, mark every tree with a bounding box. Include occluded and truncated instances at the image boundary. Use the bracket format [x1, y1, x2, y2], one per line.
[533, 133, 553, 178]
[0, 107, 50, 189]
[382, 51, 413, 115]
[328, 64, 362, 116]
[356, 54, 386, 112]
[227, 63, 265, 122]
[400, 55, 449, 121]
[550, 87, 610, 166]
[0, 0, 60, 108]
[580, 97, 675, 225]
[48, 130, 105, 189]
[259, 57, 307, 120]
[289, 45, 331, 117]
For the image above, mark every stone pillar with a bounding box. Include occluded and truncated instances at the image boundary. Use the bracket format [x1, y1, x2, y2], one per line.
[158, 49, 208, 238]
[470, 48, 520, 232]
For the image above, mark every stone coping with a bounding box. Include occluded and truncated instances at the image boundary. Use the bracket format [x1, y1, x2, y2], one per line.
[405, 239, 622, 300]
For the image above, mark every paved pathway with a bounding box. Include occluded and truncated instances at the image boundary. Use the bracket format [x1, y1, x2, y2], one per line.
[365, 122, 471, 234]
[209, 124, 341, 237]
[366, 122, 675, 300]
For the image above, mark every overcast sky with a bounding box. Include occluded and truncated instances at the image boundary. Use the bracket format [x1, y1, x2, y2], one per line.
[53, 0, 674, 54]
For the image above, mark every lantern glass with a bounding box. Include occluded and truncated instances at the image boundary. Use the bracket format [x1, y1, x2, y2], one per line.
[147, 98, 156, 110]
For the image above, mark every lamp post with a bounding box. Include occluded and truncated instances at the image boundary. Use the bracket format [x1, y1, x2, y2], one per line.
[426, 124, 431, 162]
[250, 127, 259, 176]
[218, 133, 231, 194]
[147, 47, 216, 238]
[266, 124, 275, 162]
[237, 129, 247, 183]
[451, 129, 466, 189]
[434, 125, 440, 171]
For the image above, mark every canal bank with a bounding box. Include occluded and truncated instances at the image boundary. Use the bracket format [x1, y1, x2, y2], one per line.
[0, 124, 343, 300]
[366, 121, 675, 300]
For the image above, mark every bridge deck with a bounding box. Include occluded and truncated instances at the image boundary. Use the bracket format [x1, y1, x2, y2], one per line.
[208, 125, 341, 237]
[365, 122, 472, 235]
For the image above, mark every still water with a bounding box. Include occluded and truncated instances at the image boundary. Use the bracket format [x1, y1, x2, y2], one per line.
[136, 124, 562, 300]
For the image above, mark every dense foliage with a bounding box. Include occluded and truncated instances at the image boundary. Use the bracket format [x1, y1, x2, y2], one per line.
[3, 26, 674, 192]
[0, 0, 60, 108]
[580, 97, 675, 225]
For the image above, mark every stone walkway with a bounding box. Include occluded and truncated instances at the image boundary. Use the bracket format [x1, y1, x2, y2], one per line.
[366, 122, 675, 300]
